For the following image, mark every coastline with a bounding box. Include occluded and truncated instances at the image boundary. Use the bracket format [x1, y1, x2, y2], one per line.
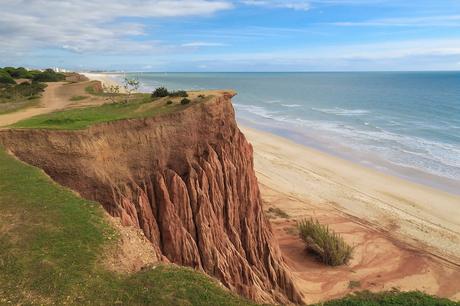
[242, 125, 460, 303]
[84, 72, 460, 261]
[241, 126, 460, 259]
[73, 73, 460, 302]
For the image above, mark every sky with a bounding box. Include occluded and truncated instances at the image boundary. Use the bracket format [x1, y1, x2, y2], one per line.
[1, 0, 460, 71]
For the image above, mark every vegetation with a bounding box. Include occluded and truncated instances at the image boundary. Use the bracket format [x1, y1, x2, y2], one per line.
[348, 280, 361, 289]
[152, 86, 169, 98]
[0, 81, 46, 114]
[70, 95, 88, 101]
[298, 218, 353, 266]
[170, 90, 188, 97]
[152, 87, 189, 98]
[317, 290, 459, 306]
[122, 77, 140, 103]
[0, 70, 16, 85]
[181, 98, 191, 105]
[103, 84, 121, 103]
[31, 68, 66, 82]
[0, 148, 255, 305]
[267, 207, 289, 218]
[3, 67, 33, 79]
[12, 93, 198, 130]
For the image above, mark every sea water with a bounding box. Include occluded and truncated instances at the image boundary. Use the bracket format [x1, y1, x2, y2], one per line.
[119, 72, 460, 194]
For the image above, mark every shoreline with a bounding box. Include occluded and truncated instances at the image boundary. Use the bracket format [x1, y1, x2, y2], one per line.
[83, 72, 460, 260]
[242, 125, 460, 302]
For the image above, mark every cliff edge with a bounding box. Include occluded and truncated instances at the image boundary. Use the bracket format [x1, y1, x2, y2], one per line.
[0, 93, 303, 304]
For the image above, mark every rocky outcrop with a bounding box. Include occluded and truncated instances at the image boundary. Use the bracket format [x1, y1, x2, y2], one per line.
[0, 93, 303, 304]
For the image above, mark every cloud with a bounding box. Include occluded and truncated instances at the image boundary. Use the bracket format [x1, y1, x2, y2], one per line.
[181, 42, 227, 47]
[240, 0, 310, 10]
[0, 0, 233, 55]
[331, 15, 460, 27]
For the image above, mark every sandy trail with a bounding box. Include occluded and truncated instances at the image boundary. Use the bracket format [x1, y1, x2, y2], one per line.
[241, 126, 460, 303]
[0, 81, 103, 127]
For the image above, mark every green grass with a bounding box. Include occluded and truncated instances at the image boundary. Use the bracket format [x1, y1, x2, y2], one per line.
[0, 147, 256, 305]
[11, 95, 196, 130]
[298, 218, 353, 266]
[317, 290, 460, 306]
[69, 95, 88, 101]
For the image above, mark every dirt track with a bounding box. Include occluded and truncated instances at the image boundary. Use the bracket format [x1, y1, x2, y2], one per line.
[0, 81, 101, 127]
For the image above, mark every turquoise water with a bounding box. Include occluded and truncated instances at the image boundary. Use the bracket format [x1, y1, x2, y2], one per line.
[119, 72, 460, 194]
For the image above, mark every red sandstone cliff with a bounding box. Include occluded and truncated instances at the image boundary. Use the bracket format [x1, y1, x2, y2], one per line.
[0, 93, 303, 304]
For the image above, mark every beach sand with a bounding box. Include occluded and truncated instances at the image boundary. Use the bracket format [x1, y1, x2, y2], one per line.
[241, 126, 460, 303]
[81, 72, 127, 93]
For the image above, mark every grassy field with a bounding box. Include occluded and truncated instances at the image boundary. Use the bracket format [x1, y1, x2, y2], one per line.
[0, 147, 256, 305]
[11, 94, 201, 130]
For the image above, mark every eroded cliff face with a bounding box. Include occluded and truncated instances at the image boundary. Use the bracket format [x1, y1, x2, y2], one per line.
[0, 94, 302, 304]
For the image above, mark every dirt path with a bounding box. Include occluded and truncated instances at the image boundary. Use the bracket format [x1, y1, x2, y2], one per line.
[0, 81, 100, 127]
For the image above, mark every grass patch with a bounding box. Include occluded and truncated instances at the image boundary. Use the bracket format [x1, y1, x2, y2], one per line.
[70, 95, 88, 101]
[267, 207, 289, 218]
[317, 290, 459, 306]
[298, 218, 353, 266]
[348, 280, 361, 289]
[11, 94, 197, 130]
[0, 148, 256, 305]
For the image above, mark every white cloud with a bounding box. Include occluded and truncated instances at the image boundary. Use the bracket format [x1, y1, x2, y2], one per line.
[331, 15, 460, 27]
[240, 0, 310, 10]
[181, 42, 227, 47]
[0, 0, 233, 55]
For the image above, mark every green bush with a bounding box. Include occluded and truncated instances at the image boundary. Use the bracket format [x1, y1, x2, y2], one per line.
[152, 86, 169, 98]
[180, 98, 191, 105]
[3, 67, 33, 79]
[170, 90, 188, 97]
[0, 81, 47, 101]
[319, 290, 459, 306]
[32, 69, 65, 82]
[0, 70, 16, 84]
[166, 100, 173, 105]
[298, 218, 353, 266]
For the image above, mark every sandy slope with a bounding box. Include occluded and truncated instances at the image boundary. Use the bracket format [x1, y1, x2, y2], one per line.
[241, 126, 460, 303]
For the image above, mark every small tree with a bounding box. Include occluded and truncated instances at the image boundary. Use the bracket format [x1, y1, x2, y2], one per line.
[123, 77, 140, 103]
[152, 87, 169, 98]
[103, 84, 120, 103]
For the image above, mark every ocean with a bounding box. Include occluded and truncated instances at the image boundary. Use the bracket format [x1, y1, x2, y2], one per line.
[117, 72, 460, 194]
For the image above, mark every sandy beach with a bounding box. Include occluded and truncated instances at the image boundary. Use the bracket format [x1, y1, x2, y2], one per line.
[241, 126, 460, 303]
[81, 72, 126, 92]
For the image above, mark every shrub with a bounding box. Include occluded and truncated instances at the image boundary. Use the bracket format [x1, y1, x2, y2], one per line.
[180, 98, 191, 105]
[0, 70, 16, 84]
[320, 290, 458, 306]
[267, 207, 289, 218]
[152, 87, 169, 98]
[166, 100, 173, 105]
[170, 90, 188, 97]
[32, 69, 65, 82]
[298, 218, 353, 266]
[198, 94, 205, 99]
[3, 67, 33, 79]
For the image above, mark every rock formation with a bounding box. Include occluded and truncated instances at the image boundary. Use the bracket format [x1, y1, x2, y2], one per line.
[0, 93, 303, 304]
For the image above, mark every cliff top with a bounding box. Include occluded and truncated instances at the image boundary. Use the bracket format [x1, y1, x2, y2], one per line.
[10, 84, 235, 130]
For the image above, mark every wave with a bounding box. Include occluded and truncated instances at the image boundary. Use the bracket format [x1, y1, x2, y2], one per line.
[312, 107, 370, 116]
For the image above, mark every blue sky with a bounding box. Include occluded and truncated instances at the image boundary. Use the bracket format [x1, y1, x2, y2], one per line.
[1, 0, 460, 71]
